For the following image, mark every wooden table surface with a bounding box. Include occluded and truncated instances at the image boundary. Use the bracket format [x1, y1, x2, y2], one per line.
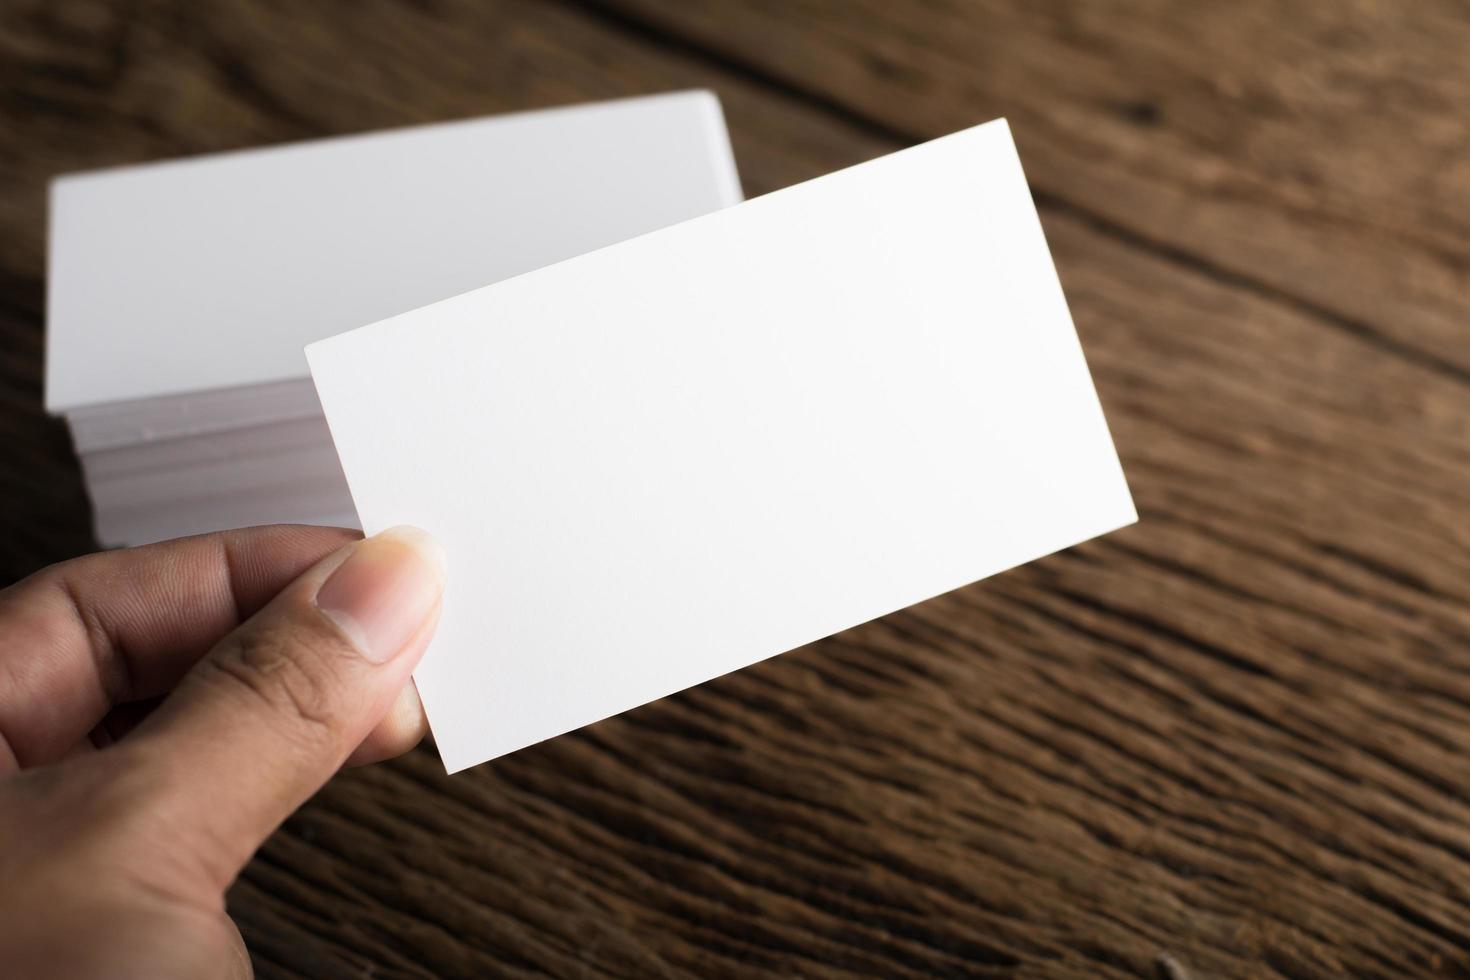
[4, 2, 1469, 977]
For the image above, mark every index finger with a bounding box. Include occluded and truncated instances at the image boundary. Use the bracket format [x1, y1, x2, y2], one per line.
[0, 525, 358, 770]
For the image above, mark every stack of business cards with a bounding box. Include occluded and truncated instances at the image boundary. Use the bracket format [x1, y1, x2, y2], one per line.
[46, 92, 743, 546]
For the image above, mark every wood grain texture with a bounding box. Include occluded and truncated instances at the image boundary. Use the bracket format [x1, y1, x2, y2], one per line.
[2, 1, 1468, 977]
[586, 0, 1470, 381]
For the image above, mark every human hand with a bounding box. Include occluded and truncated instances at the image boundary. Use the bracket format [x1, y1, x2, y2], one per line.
[0, 525, 445, 978]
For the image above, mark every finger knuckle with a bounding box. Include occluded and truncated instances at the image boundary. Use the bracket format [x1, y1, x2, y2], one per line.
[204, 624, 349, 749]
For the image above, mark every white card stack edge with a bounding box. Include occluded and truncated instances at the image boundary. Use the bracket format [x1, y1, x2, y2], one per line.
[46, 91, 744, 547]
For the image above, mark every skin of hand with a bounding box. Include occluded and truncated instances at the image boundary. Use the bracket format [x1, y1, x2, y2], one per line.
[0, 524, 446, 978]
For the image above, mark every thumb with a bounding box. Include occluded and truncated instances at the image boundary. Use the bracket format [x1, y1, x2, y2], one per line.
[123, 525, 445, 888]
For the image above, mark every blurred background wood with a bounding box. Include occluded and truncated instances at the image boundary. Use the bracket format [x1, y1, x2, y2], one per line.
[3, 1, 1469, 976]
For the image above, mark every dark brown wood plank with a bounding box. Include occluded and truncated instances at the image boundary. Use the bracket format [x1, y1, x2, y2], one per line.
[2, 1, 1468, 977]
[584, 0, 1470, 384]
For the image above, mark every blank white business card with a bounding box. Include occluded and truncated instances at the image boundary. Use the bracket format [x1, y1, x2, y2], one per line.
[48, 90, 741, 416]
[308, 118, 1136, 773]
